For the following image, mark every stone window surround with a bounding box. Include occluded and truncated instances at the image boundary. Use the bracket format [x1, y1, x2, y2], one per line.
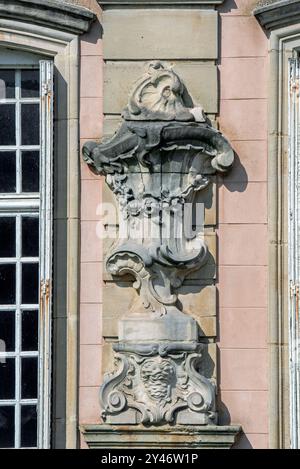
[255, 0, 300, 449]
[0, 0, 95, 449]
[255, 0, 300, 30]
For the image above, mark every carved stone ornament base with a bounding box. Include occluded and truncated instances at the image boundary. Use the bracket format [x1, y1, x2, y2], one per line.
[81, 424, 242, 449]
[82, 61, 235, 429]
[100, 312, 217, 425]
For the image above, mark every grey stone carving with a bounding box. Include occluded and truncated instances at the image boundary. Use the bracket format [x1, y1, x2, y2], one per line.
[83, 61, 234, 426]
[123, 60, 206, 122]
[100, 343, 216, 425]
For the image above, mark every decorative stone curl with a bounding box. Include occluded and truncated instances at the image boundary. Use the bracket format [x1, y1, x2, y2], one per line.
[123, 60, 207, 122]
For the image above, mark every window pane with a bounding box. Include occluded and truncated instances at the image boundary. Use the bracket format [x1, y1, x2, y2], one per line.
[0, 406, 15, 448]
[0, 217, 15, 257]
[0, 265, 16, 304]
[21, 357, 37, 399]
[22, 263, 39, 304]
[0, 104, 16, 145]
[22, 217, 39, 258]
[21, 151, 39, 193]
[0, 152, 16, 193]
[0, 70, 15, 100]
[0, 358, 15, 399]
[21, 70, 39, 98]
[21, 405, 37, 448]
[22, 310, 38, 352]
[21, 104, 39, 146]
[0, 311, 15, 352]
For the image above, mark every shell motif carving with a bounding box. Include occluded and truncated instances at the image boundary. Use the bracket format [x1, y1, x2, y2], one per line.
[123, 60, 206, 122]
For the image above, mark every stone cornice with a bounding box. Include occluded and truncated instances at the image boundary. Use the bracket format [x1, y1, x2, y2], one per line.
[81, 424, 242, 449]
[98, 0, 225, 6]
[254, 0, 300, 31]
[0, 0, 95, 35]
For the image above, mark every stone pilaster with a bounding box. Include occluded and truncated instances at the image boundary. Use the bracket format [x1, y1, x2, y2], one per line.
[81, 0, 242, 448]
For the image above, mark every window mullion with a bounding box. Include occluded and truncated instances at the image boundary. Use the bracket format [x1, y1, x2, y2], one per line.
[14, 214, 21, 449]
[15, 70, 21, 195]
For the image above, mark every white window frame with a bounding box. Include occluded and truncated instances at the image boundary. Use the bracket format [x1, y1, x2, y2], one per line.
[38, 60, 54, 449]
[0, 58, 54, 448]
[288, 57, 300, 450]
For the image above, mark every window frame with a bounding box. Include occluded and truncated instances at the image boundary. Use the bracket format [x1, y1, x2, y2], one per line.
[38, 60, 54, 449]
[288, 56, 300, 450]
[0, 60, 53, 449]
[253, 10, 300, 448]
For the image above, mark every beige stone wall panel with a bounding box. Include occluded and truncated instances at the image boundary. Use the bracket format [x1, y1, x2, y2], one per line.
[102, 9, 218, 60]
[104, 61, 218, 114]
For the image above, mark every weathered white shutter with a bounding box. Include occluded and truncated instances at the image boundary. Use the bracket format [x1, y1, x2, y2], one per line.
[38, 60, 54, 449]
[288, 58, 300, 449]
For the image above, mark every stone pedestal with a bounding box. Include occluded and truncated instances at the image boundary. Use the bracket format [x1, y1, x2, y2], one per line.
[100, 313, 217, 426]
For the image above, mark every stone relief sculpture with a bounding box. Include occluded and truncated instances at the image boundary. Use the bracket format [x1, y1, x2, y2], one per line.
[83, 61, 234, 426]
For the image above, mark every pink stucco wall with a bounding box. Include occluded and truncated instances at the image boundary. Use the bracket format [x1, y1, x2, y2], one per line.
[78, 0, 269, 449]
[217, 0, 269, 449]
[79, 0, 103, 449]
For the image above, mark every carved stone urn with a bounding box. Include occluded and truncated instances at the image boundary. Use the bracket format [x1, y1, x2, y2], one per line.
[83, 61, 234, 426]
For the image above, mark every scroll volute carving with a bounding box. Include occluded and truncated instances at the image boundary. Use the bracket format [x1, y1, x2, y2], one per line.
[83, 61, 234, 317]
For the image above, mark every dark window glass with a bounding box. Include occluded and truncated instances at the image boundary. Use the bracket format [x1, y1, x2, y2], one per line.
[0, 358, 15, 399]
[0, 151, 16, 192]
[0, 265, 15, 304]
[21, 151, 39, 193]
[0, 152, 16, 193]
[0, 70, 15, 99]
[0, 311, 15, 352]
[0, 217, 15, 257]
[22, 310, 38, 352]
[22, 217, 39, 258]
[21, 405, 37, 448]
[21, 70, 39, 98]
[0, 104, 16, 145]
[22, 263, 39, 304]
[21, 357, 37, 399]
[21, 104, 39, 146]
[0, 406, 15, 448]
